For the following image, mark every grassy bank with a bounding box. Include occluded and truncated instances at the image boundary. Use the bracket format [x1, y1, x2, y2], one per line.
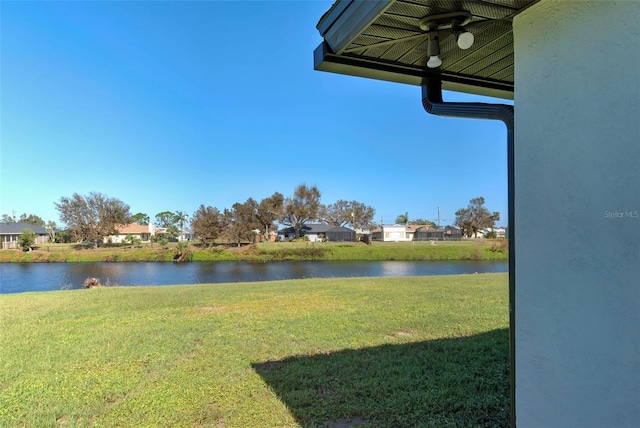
[0, 240, 508, 263]
[0, 274, 509, 427]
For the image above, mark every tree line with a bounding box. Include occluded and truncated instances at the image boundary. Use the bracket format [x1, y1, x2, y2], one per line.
[1, 213, 46, 226]
[3, 191, 501, 249]
[45, 184, 377, 247]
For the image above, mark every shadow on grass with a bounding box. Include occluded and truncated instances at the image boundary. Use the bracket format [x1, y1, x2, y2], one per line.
[252, 328, 509, 428]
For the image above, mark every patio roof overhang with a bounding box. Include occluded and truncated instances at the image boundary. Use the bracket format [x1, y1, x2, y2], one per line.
[314, 0, 540, 100]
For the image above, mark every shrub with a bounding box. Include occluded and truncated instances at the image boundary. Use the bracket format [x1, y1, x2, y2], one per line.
[490, 239, 508, 253]
[173, 241, 192, 263]
[260, 247, 327, 260]
[18, 229, 37, 252]
[122, 235, 142, 249]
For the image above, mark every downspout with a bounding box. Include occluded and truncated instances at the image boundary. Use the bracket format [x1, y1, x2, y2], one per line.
[421, 78, 516, 427]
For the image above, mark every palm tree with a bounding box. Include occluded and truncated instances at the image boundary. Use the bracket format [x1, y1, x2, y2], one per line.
[174, 211, 189, 241]
[395, 212, 408, 225]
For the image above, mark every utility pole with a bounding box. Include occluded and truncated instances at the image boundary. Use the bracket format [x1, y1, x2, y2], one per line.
[437, 207, 440, 228]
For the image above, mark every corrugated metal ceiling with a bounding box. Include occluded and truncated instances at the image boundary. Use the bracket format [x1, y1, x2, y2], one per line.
[315, 0, 539, 99]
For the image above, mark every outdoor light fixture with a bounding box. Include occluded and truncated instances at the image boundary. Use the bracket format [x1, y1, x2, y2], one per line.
[456, 29, 474, 50]
[419, 11, 475, 68]
[427, 29, 442, 68]
[427, 55, 442, 68]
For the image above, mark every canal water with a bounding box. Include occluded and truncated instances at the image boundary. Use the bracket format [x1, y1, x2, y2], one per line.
[0, 260, 508, 294]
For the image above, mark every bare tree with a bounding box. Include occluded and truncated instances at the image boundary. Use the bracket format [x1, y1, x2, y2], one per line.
[349, 201, 376, 231]
[224, 198, 259, 246]
[46, 220, 56, 242]
[55, 192, 131, 248]
[320, 199, 375, 231]
[454, 197, 500, 238]
[257, 192, 284, 240]
[191, 205, 222, 246]
[320, 200, 350, 226]
[280, 184, 321, 238]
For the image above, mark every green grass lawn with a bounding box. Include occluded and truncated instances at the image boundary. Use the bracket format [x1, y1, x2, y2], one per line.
[0, 274, 509, 427]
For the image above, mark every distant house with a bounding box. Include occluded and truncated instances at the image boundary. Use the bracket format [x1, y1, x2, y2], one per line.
[475, 227, 506, 239]
[371, 224, 411, 242]
[150, 227, 192, 242]
[473, 229, 487, 239]
[372, 224, 463, 242]
[492, 227, 507, 239]
[277, 224, 356, 242]
[414, 225, 463, 241]
[177, 228, 192, 242]
[405, 225, 421, 241]
[106, 224, 158, 244]
[0, 222, 48, 249]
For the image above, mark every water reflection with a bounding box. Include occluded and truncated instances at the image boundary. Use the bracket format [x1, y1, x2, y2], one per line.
[0, 260, 508, 294]
[378, 261, 415, 276]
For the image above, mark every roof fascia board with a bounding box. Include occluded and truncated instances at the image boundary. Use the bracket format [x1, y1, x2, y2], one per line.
[314, 43, 514, 100]
[316, 0, 352, 36]
[443, 81, 513, 101]
[319, 0, 395, 54]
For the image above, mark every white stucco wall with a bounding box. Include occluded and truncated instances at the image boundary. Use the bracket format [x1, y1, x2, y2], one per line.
[382, 225, 409, 241]
[513, 1, 640, 426]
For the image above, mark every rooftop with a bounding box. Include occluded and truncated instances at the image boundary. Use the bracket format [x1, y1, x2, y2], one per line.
[0, 222, 48, 234]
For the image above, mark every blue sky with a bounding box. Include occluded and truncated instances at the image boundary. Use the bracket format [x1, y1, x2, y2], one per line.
[1, 0, 508, 228]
